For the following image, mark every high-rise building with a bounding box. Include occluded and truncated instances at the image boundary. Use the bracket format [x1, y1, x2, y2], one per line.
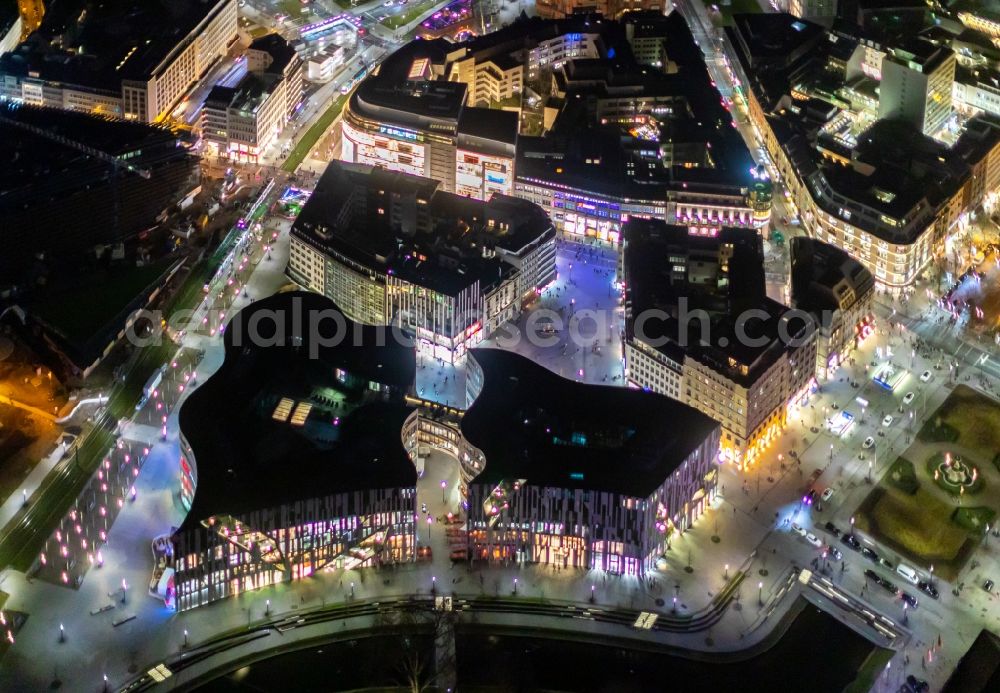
[878, 40, 956, 137]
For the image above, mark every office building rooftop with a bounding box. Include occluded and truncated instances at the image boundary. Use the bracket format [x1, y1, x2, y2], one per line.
[178, 291, 417, 530]
[462, 348, 720, 497]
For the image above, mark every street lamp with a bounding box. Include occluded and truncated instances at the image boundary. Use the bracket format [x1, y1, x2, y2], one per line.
[426, 515, 432, 540]
[867, 459, 872, 484]
[513, 577, 518, 595]
[265, 599, 271, 616]
[183, 629, 189, 648]
[757, 581, 763, 606]
[350, 582, 355, 598]
[724, 563, 729, 580]
[432, 576, 437, 594]
[590, 585, 595, 603]
[59, 623, 65, 643]
[441, 480, 447, 503]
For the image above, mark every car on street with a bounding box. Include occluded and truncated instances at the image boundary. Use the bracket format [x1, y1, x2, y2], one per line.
[824, 521, 841, 537]
[917, 581, 939, 599]
[842, 534, 861, 550]
[805, 532, 822, 547]
[882, 415, 893, 427]
[864, 569, 898, 594]
[899, 591, 918, 609]
[821, 488, 835, 502]
[905, 675, 930, 693]
[825, 546, 842, 561]
[791, 522, 807, 537]
[860, 546, 878, 562]
[920, 370, 933, 382]
[903, 392, 915, 405]
[984, 579, 995, 593]
[802, 489, 817, 505]
[863, 436, 875, 449]
[877, 555, 894, 570]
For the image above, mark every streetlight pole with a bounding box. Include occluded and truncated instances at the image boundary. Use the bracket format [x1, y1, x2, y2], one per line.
[757, 581, 763, 606]
[441, 480, 447, 504]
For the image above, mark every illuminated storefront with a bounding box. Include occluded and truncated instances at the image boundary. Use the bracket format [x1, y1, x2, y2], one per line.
[342, 120, 427, 178]
[456, 149, 514, 200]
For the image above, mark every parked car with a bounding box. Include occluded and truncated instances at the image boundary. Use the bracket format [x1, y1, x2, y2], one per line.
[821, 488, 835, 502]
[842, 534, 861, 550]
[863, 436, 875, 449]
[791, 522, 807, 537]
[903, 392, 915, 405]
[882, 415, 894, 427]
[917, 581, 939, 599]
[899, 591, 918, 609]
[896, 564, 919, 585]
[805, 532, 823, 548]
[802, 489, 817, 506]
[824, 521, 841, 537]
[826, 546, 843, 561]
[984, 579, 995, 593]
[864, 569, 898, 594]
[905, 674, 930, 693]
[860, 546, 879, 562]
[920, 370, 933, 382]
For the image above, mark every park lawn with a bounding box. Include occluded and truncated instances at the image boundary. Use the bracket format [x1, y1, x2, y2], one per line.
[381, 0, 439, 30]
[922, 384, 1000, 453]
[859, 487, 968, 564]
[887, 457, 918, 495]
[282, 94, 347, 172]
[953, 506, 997, 534]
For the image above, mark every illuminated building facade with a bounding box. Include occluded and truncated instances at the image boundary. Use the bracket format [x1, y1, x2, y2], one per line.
[342, 14, 760, 241]
[172, 293, 419, 611]
[341, 39, 517, 200]
[0, 2, 21, 57]
[790, 237, 875, 381]
[287, 162, 556, 364]
[462, 349, 721, 575]
[622, 219, 817, 465]
[0, 0, 238, 122]
[725, 13, 1000, 290]
[201, 35, 303, 162]
[534, 0, 664, 21]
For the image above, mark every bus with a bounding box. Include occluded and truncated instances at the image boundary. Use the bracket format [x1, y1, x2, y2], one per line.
[135, 365, 167, 411]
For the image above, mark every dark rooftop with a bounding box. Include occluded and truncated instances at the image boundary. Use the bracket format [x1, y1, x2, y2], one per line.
[790, 236, 874, 314]
[623, 218, 811, 385]
[461, 348, 720, 497]
[178, 291, 417, 530]
[457, 107, 518, 146]
[291, 161, 551, 296]
[0, 0, 230, 92]
[249, 33, 297, 74]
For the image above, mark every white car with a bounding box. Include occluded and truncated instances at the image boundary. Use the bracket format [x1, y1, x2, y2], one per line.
[821, 488, 835, 502]
[805, 532, 823, 548]
[902, 391, 915, 405]
[920, 370, 933, 382]
[791, 522, 807, 537]
[882, 415, 894, 427]
[863, 436, 875, 449]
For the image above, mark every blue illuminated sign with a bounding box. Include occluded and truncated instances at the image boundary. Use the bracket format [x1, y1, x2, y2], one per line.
[379, 125, 418, 141]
